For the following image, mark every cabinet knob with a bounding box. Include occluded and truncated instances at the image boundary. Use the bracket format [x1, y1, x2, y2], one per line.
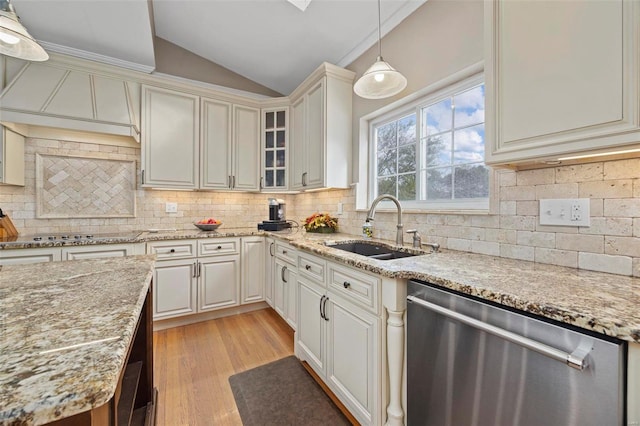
[217, 245, 222, 250]
[282, 250, 288, 254]
[343, 281, 351, 289]
[305, 265, 311, 270]
[169, 249, 175, 253]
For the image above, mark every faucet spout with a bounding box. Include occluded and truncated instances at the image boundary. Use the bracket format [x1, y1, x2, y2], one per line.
[367, 194, 404, 245]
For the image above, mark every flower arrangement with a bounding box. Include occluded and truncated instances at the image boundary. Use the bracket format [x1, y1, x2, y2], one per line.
[303, 212, 338, 233]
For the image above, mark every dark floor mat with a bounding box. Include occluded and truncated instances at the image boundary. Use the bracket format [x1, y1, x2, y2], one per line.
[229, 356, 352, 426]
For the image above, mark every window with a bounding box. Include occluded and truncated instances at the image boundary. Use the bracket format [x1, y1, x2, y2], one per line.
[370, 76, 488, 210]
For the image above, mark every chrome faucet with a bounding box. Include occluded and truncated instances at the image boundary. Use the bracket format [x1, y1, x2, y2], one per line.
[367, 194, 404, 245]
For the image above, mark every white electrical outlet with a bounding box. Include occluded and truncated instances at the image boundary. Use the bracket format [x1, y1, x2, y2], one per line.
[165, 202, 178, 213]
[539, 199, 590, 227]
[337, 202, 343, 215]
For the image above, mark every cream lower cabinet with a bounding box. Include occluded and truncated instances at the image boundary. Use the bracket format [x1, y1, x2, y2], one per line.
[61, 243, 139, 260]
[296, 252, 380, 426]
[148, 238, 245, 320]
[273, 241, 298, 329]
[240, 236, 265, 304]
[264, 237, 276, 307]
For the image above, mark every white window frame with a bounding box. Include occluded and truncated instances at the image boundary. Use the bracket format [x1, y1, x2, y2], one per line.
[356, 63, 496, 213]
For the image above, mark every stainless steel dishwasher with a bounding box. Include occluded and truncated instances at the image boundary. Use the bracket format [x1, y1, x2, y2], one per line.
[407, 280, 626, 426]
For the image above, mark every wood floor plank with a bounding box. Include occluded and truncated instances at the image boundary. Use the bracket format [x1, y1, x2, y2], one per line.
[153, 308, 294, 426]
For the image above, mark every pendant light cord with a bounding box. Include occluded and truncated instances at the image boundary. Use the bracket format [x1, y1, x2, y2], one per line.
[377, 0, 382, 59]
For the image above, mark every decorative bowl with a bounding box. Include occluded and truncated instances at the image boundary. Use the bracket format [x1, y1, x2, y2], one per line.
[194, 222, 222, 231]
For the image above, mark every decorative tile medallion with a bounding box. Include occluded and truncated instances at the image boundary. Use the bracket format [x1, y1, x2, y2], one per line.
[36, 153, 136, 218]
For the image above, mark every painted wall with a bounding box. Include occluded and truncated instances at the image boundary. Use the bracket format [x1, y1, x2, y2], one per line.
[346, 0, 484, 181]
[154, 37, 282, 97]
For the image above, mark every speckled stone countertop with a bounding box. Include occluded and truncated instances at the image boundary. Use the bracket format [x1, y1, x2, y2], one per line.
[0, 255, 155, 425]
[2, 227, 639, 343]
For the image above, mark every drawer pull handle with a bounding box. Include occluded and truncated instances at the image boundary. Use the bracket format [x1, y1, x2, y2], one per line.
[281, 266, 288, 283]
[305, 265, 311, 271]
[217, 245, 222, 250]
[343, 281, 351, 289]
[169, 249, 175, 253]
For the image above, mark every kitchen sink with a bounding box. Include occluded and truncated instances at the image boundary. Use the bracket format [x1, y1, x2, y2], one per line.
[326, 241, 419, 260]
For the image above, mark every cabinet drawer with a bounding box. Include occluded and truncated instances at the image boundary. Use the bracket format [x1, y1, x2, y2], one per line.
[147, 240, 196, 260]
[275, 241, 297, 264]
[62, 244, 135, 260]
[198, 238, 239, 256]
[328, 263, 380, 313]
[0, 247, 61, 265]
[298, 252, 326, 284]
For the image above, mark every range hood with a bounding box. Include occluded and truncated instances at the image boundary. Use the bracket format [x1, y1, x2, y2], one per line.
[0, 57, 140, 142]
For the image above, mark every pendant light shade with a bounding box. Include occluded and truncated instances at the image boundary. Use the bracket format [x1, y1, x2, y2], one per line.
[353, 55, 407, 99]
[0, 0, 48, 61]
[353, 0, 407, 99]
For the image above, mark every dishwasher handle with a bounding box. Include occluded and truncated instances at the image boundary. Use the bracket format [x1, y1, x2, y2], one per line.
[407, 295, 591, 371]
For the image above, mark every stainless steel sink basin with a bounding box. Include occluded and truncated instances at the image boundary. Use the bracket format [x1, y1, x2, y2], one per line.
[327, 241, 419, 260]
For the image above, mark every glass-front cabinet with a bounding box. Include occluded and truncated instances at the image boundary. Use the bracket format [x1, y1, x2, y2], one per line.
[262, 107, 288, 190]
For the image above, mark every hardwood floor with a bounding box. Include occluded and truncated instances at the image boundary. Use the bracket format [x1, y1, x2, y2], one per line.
[153, 308, 294, 426]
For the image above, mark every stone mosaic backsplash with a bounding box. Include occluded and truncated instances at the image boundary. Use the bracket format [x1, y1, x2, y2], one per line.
[0, 136, 639, 277]
[36, 154, 136, 218]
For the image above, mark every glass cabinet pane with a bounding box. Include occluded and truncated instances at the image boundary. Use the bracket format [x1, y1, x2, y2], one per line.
[265, 112, 274, 129]
[276, 170, 285, 187]
[276, 131, 285, 147]
[266, 132, 274, 149]
[265, 170, 274, 187]
[276, 111, 285, 128]
[265, 151, 274, 168]
[276, 150, 285, 167]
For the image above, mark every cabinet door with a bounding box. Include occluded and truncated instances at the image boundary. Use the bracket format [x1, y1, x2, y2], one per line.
[233, 105, 260, 191]
[286, 266, 298, 330]
[326, 296, 378, 425]
[142, 86, 199, 188]
[241, 237, 265, 304]
[201, 97, 232, 189]
[154, 259, 197, 319]
[261, 108, 288, 190]
[264, 238, 275, 307]
[304, 78, 325, 189]
[1, 126, 24, 186]
[273, 258, 290, 321]
[485, 0, 640, 164]
[297, 276, 326, 375]
[290, 96, 306, 190]
[199, 255, 240, 311]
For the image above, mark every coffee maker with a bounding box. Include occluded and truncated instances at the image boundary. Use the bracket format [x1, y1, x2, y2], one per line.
[258, 198, 291, 231]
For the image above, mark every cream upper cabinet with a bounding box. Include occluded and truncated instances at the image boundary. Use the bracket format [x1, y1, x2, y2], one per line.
[261, 107, 288, 191]
[143, 87, 260, 191]
[232, 105, 261, 191]
[289, 63, 354, 191]
[200, 97, 232, 189]
[485, 0, 640, 165]
[0, 126, 24, 186]
[141, 85, 199, 189]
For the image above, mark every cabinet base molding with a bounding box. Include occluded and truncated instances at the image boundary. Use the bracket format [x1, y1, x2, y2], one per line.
[153, 302, 268, 331]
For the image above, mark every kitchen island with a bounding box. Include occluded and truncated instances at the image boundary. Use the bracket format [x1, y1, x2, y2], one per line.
[0, 255, 156, 426]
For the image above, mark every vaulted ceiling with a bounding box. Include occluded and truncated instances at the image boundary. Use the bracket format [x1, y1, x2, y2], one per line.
[11, 0, 426, 95]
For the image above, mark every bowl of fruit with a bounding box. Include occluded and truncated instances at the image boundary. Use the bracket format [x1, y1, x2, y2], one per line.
[194, 218, 222, 231]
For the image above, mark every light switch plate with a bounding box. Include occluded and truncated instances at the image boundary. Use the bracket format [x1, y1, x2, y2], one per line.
[165, 202, 178, 213]
[539, 199, 590, 227]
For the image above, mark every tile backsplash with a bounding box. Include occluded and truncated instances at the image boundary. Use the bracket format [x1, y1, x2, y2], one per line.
[1, 136, 639, 277]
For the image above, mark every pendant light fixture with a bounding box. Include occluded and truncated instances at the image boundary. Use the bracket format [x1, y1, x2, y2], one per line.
[0, 0, 48, 61]
[353, 0, 407, 99]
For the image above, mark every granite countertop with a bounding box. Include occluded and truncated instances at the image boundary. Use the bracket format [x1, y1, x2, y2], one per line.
[0, 255, 156, 425]
[2, 227, 639, 344]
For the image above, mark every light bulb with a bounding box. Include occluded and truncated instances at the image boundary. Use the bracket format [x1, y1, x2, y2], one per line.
[0, 31, 20, 45]
[374, 73, 385, 82]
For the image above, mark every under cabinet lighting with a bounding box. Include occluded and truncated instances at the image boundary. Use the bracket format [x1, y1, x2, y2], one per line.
[557, 148, 640, 161]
